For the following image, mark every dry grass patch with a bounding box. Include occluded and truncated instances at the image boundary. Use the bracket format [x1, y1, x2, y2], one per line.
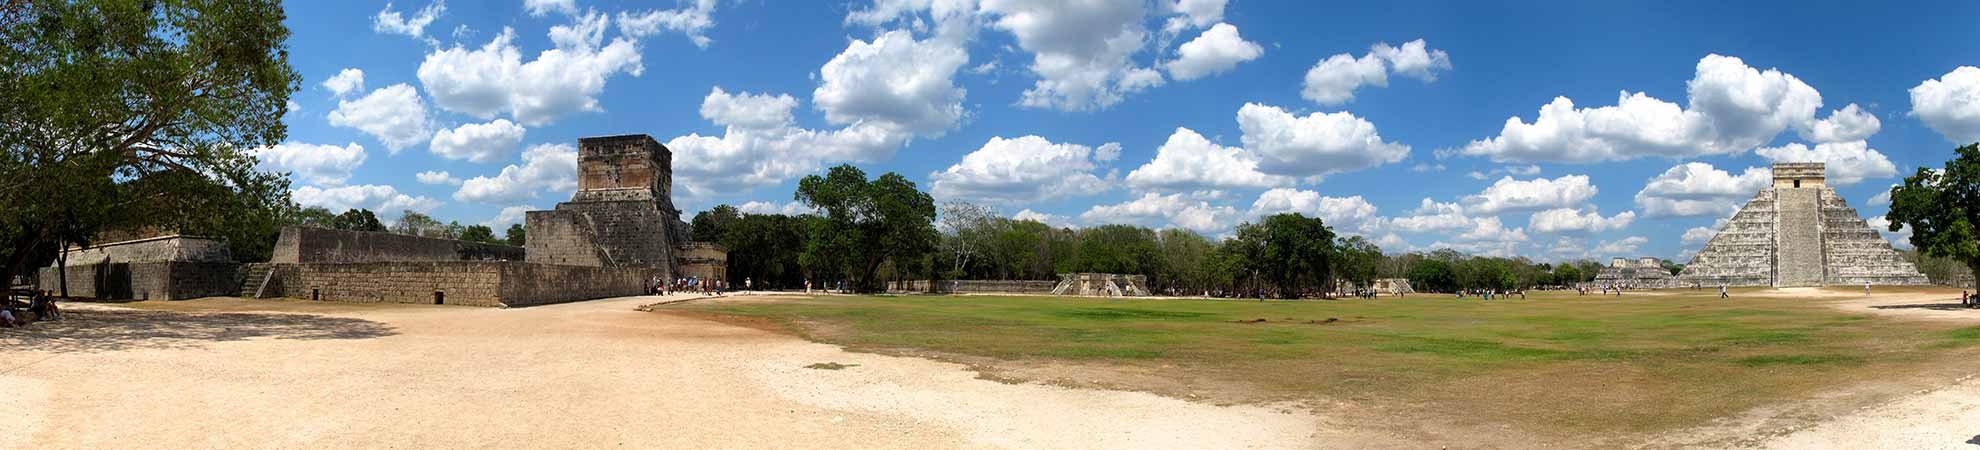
[668, 287, 1980, 446]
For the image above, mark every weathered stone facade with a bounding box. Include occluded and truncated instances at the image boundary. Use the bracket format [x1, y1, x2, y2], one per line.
[1593, 257, 1680, 289]
[674, 242, 727, 281]
[527, 134, 694, 276]
[38, 235, 241, 300]
[250, 261, 654, 307]
[895, 279, 1061, 294]
[1680, 163, 1928, 287]
[270, 226, 523, 264]
[1051, 273, 1152, 297]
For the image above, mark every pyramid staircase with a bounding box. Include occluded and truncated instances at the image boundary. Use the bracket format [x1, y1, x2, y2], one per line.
[1679, 182, 1927, 287]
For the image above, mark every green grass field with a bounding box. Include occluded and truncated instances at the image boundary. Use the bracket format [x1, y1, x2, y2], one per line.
[675, 287, 1980, 442]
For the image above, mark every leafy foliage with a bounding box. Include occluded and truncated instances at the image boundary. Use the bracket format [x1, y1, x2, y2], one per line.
[795, 164, 940, 293]
[1889, 143, 1980, 277]
[1, 0, 300, 278]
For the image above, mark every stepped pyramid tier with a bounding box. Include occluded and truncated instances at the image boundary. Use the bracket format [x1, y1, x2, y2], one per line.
[1678, 163, 1928, 287]
[1593, 257, 1681, 288]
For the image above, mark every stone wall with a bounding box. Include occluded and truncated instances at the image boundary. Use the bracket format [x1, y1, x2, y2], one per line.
[38, 262, 239, 300]
[674, 242, 726, 281]
[260, 261, 651, 307]
[525, 210, 607, 267]
[527, 201, 678, 275]
[269, 226, 523, 264]
[894, 280, 1060, 294]
[56, 235, 233, 265]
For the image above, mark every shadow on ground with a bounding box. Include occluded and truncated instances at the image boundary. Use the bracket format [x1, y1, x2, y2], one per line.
[1870, 303, 1980, 311]
[0, 307, 397, 353]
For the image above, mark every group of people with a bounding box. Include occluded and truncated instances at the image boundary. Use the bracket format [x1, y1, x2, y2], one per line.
[1454, 288, 1524, 300]
[1, 290, 62, 328]
[651, 276, 755, 296]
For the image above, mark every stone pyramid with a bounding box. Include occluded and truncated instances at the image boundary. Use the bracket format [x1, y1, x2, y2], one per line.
[1678, 163, 1928, 287]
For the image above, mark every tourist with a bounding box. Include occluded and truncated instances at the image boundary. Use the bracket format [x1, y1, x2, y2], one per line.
[745, 277, 752, 293]
[805, 279, 812, 294]
[1864, 281, 1871, 296]
[29, 290, 59, 321]
[1720, 284, 1729, 299]
[0, 306, 17, 328]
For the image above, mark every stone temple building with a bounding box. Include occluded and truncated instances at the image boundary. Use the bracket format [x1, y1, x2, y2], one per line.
[44, 133, 727, 307]
[1678, 163, 1928, 287]
[1593, 257, 1679, 289]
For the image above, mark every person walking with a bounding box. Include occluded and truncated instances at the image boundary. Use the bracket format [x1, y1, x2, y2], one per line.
[1864, 281, 1871, 296]
[1719, 284, 1729, 299]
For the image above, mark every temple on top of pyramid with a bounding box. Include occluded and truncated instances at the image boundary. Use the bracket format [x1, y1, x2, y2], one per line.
[1677, 162, 1928, 287]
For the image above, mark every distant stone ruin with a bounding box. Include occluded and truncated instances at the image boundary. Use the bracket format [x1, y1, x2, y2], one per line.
[1051, 273, 1151, 297]
[1370, 278, 1414, 295]
[1592, 257, 1679, 289]
[46, 133, 728, 307]
[1679, 163, 1928, 287]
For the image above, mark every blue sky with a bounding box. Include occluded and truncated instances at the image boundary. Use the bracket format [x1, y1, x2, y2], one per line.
[269, 0, 1980, 262]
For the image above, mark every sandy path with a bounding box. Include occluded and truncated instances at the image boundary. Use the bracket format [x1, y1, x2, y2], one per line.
[1751, 374, 1980, 449]
[0, 295, 1317, 450]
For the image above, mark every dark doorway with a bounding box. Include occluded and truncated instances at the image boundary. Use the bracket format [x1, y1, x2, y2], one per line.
[1794, 180, 1801, 188]
[434, 291, 445, 305]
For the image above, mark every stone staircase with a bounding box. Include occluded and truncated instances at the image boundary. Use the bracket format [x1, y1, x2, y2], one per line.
[237, 263, 275, 298]
[1680, 186, 1928, 287]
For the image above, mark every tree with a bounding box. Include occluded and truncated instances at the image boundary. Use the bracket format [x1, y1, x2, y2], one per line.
[938, 201, 1001, 277]
[296, 207, 338, 228]
[1407, 258, 1457, 293]
[458, 225, 497, 244]
[393, 210, 444, 237]
[795, 164, 939, 293]
[1254, 214, 1335, 299]
[1889, 143, 1980, 280]
[504, 223, 526, 246]
[691, 204, 740, 242]
[331, 209, 385, 232]
[1334, 235, 1383, 291]
[0, 0, 300, 282]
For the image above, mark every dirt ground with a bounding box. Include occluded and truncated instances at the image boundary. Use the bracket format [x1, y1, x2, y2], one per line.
[0, 295, 1315, 450]
[4, 290, 1979, 449]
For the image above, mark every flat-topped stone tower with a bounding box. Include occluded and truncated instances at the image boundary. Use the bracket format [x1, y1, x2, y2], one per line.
[527, 135, 693, 275]
[1678, 163, 1928, 287]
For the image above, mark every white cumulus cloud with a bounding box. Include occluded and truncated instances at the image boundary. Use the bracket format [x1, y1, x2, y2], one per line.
[929, 135, 1113, 203]
[294, 184, 441, 215]
[1246, 188, 1381, 234]
[417, 17, 644, 126]
[1301, 39, 1450, 105]
[429, 119, 526, 163]
[328, 84, 433, 153]
[374, 1, 446, 43]
[321, 68, 365, 98]
[1458, 54, 1826, 163]
[1529, 207, 1635, 234]
[1237, 103, 1411, 179]
[1461, 175, 1599, 214]
[1164, 23, 1261, 81]
[416, 170, 463, 185]
[666, 87, 911, 197]
[1080, 192, 1239, 234]
[454, 143, 579, 204]
[1125, 127, 1290, 192]
[813, 28, 968, 137]
[253, 142, 368, 186]
[1911, 66, 1980, 145]
[1633, 162, 1770, 217]
[616, 0, 718, 48]
[1753, 140, 1896, 186]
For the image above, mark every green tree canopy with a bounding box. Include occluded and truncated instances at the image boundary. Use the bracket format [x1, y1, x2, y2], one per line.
[795, 164, 938, 292]
[1889, 143, 1980, 279]
[504, 223, 526, 247]
[1, 0, 300, 279]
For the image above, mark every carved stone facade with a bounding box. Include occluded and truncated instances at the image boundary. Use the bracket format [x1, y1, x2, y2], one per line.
[525, 134, 721, 279]
[38, 235, 239, 300]
[1051, 273, 1151, 297]
[526, 134, 698, 276]
[1679, 163, 1928, 287]
[1593, 257, 1679, 289]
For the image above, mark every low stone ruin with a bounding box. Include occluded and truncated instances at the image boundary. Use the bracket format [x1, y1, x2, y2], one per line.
[1051, 273, 1151, 297]
[1592, 257, 1680, 289]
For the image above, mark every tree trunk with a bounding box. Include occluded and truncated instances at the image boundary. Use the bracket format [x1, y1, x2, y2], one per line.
[57, 238, 68, 298]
